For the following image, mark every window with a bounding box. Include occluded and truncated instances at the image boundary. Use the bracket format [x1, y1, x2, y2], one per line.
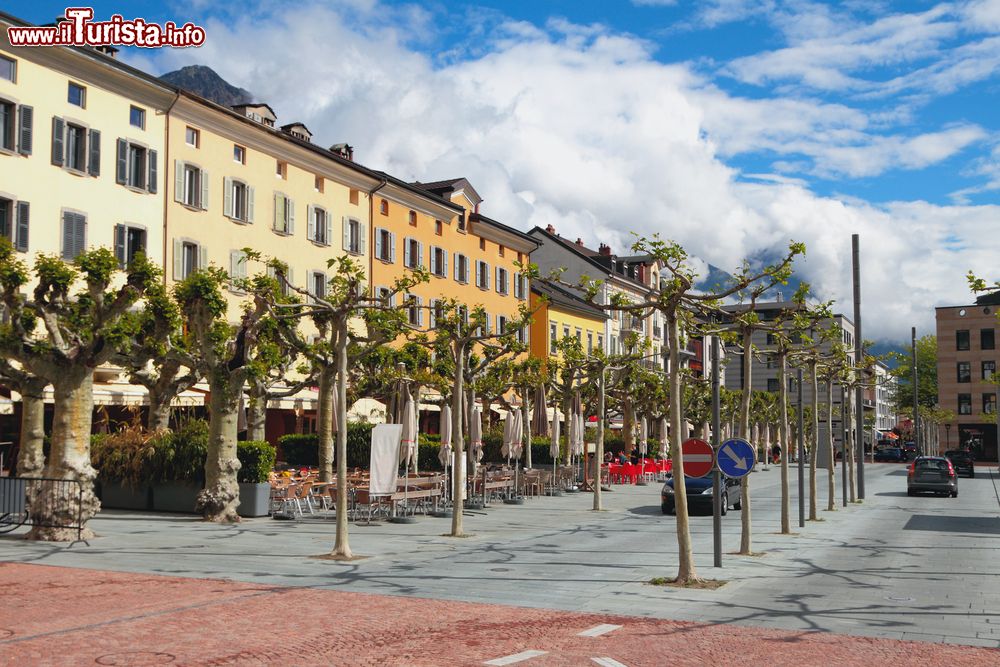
[495, 267, 509, 295]
[407, 295, 423, 327]
[66, 123, 87, 171]
[113, 224, 146, 268]
[228, 249, 248, 291]
[68, 82, 85, 107]
[272, 192, 295, 234]
[315, 175, 324, 193]
[430, 246, 447, 278]
[957, 330, 970, 351]
[575, 328, 582, 343]
[380, 199, 389, 215]
[958, 393, 972, 415]
[312, 271, 327, 300]
[172, 239, 205, 280]
[429, 299, 442, 328]
[984, 393, 997, 414]
[376, 286, 393, 306]
[175, 161, 207, 209]
[343, 218, 364, 254]
[513, 273, 527, 300]
[982, 329, 995, 350]
[308, 205, 330, 245]
[454, 253, 469, 283]
[767, 378, 779, 393]
[349, 189, 359, 205]
[224, 178, 254, 223]
[0, 197, 28, 251]
[597, 334, 604, 352]
[276, 160, 287, 179]
[233, 144, 245, 164]
[408, 210, 417, 226]
[499, 245, 505, 258]
[984, 361, 996, 381]
[458, 211, 467, 232]
[185, 126, 199, 147]
[435, 220, 443, 235]
[479, 238, 486, 251]
[958, 362, 971, 383]
[587, 332, 593, 354]
[129, 106, 145, 129]
[60, 210, 87, 260]
[516, 326, 528, 345]
[497, 315, 508, 335]
[0, 56, 15, 82]
[0, 100, 13, 152]
[766, 333, 777, 345]
[476, 260, 490, 290]
[403, 237, 422, 269]
[115, 139, 156, 192]
[563, 325, 570, 340]
[375, 228, 394, 262]
[550, 323, 557, 353]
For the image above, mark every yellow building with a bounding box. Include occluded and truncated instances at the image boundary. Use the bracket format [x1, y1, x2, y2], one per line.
[1, 15, 171, 270]
[370, 178, 536, 341]
[529, 281, 608, 365]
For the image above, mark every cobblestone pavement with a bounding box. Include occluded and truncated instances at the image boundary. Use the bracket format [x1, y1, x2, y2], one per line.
[1, 562, 997, 666]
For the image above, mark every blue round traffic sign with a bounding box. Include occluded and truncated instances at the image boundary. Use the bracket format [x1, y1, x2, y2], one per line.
[717, 438, 756, 478]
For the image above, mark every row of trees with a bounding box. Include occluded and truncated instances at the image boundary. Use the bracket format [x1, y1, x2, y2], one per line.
[1, 233, 889, 585]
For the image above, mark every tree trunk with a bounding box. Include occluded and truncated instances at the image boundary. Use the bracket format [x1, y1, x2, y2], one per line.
[808, 361, 819, 520]
[449, 344, 466, 537]
[246, 385, 267, 443]
[667, 311, 698, 582]
[197, 374, 242, 523]
[826, 377, 835, 512]
[29, 371, 99, 541]
[17, 382, 47, 478]
[846, 388, 856, 503]
[594, 367, 605, 511]
[523, 386, 532, 470]
[778, 352, 791, 534]
[563, 396, 572, 466]
[317, 364, 335, 483]
[331, 318, 353, 558]
[147, 387, 172, 432]
[738, 328, 753, 555]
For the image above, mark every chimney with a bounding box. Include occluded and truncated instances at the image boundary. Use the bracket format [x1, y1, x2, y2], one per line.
[330, 143, 354, 161]
[576, 238, 584, 246]
[775, 291, 784, 302]
[598, 243, 612, 256]
[545, 224, 556, 234]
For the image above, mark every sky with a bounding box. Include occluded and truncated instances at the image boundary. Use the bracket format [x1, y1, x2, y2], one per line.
[9, 0, 1000, 344]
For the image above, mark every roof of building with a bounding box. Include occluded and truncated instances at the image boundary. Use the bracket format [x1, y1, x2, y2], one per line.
[280, 121, 312, 134]
[412, 178, 483, 206]
[232, 102, 278, 117]
[976, 292, 1000, 306]
[532, 281, 608, 321]
[469, 212, 537, 248]
[527, 226, 651, 290]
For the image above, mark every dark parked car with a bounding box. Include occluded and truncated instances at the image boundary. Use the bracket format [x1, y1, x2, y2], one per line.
[944, 450, 975, 478]
[902, 442, 917, 457]
[874, 447, 907, 462]
[661, 474, 742, 515]
[907, 456, 958, 497]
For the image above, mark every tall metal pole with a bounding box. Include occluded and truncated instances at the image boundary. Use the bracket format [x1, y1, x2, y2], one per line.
[911, 327, 919, 455]
[711, 334, 722, 568]
[841, 382, 848, 507]
[852, 234, 865, 499]
[797, 367, 805, 528]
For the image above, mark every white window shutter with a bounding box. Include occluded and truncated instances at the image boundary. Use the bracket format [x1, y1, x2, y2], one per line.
[324, 214, 332, 247]
[286, 266, 295, 289]
[307, 205, 316, 241]
[229, 250, 239, 280]
[198, 245, 208, 270]
[343, 217, 352, 251]
[273, 193, 282, 231]
[442, 249, 448, 277]
[475, 261, 482, 287]
[404, 237, 412, 267]
[417, 241, 424, 267]
[287, 199, 295, 234]
[495, 266, 501, 293]
[247, 186, 255, 223]
[174, 160, 184, 203]
[417, 297, 424, 326]
[172, 239, 183, 280]
[453, 253, 460, 281]
[375, 228, 383, 259]
[429, 299, 437, 328]
[484, 263, 490, 290]
[427, 244, 435, 274]
[360, 222, 368, 255]
[201, 169, 209, 210]
[223, 177, 233, 217]
[389, 232, 396, 263]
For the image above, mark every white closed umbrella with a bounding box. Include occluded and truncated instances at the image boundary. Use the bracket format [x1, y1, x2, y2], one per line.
[659, 417, 669, 459]
[572, 411, 584, 457]
[439, 404, 452, 468]
[511, 410, 524, 460]
[502, 410, 516, 461]
[639, 417, 648, 457]
[470, 405, 484, 475]
[400, 390, 417, 471]
[550, 409, 561, 459]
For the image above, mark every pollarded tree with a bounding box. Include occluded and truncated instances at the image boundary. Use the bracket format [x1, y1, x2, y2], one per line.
[0, 242, 158, 540]
[115, 281, 199, 432]
[509, 356, 547, 469]
[416, 300, 532, 537]
[0, 358, 46, 477]
[173, 267, 292, 523]
[547, 334, 592, 465]
[552, 235, 805, 584]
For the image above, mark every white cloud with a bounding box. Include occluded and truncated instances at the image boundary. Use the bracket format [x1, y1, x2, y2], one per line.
[146, 2, 999, 342]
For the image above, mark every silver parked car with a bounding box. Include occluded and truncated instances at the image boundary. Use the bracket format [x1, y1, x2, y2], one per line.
[906, 456, 958, 497]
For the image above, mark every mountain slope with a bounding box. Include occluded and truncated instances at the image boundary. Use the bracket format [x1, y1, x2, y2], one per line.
[159, 65, 253, 107]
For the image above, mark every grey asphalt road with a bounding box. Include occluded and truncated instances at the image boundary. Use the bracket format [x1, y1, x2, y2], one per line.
[2, 461, 999, 647]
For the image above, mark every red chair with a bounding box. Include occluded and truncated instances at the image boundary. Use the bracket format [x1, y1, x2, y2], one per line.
[608, 463, 622, 483]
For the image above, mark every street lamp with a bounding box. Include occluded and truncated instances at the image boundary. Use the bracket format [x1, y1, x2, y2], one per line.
[945, 422, 951, 451]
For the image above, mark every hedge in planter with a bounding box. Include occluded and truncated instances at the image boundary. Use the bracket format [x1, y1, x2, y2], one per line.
[237, 441, 276, 483]
[277, 423, 375, 469]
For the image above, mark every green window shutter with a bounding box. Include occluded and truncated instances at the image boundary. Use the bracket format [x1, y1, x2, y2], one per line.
[287, 198, 295, 235]
[147, 149, 157, 193]
[115, 139, 127, 184]
[51, 116, 64, 166]
[87, 129, 100, 176]
[114, 223, 126, 267]
[17, 105, 32, 155]
[15, 201, 29, 252]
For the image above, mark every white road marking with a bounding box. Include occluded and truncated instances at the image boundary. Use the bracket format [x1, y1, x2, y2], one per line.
[577, 624, 623, 637]
[591, 658, 629, 667]
[484, 650, 548, 665]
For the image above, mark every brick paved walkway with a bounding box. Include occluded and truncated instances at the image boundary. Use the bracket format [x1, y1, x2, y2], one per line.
[0, 562, 996, 666]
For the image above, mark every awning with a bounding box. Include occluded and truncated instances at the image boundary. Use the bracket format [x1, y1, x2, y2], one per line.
[347, 397, 386, 424]
[11, 383, 205, 407]
[267, 387, 319, 411]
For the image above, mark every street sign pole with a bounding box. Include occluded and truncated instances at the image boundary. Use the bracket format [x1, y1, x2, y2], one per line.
[797, 367, 805, 528]
[853, 234, 865, 499]
[712, 334, 722, 568]
[841, 381, 848, 508]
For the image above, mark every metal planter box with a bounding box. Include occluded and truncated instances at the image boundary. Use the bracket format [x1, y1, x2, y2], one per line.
[238, 482, 270, 517]
[98, 481, 153, 511]
[152, 482, 202, 513]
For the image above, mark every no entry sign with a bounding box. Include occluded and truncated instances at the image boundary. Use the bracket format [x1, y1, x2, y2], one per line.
[680, 438, 714, 478]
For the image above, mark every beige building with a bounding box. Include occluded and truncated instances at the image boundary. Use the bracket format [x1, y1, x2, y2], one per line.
[936, 296, 999, 461]
[1, 14, 172, 270]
